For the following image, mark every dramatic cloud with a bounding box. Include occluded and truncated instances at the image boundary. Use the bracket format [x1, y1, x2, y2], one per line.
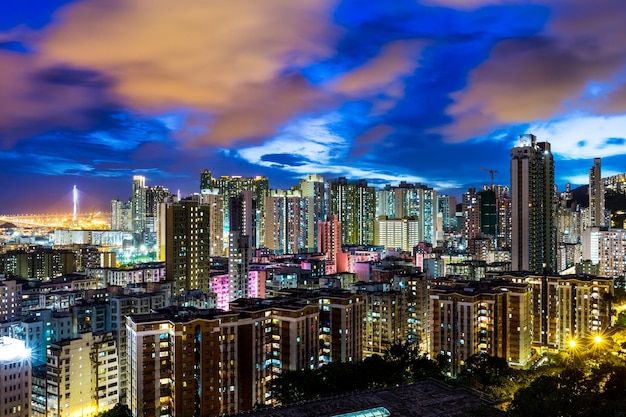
[443, 0, 626, 141]
[40, 0, 341, 145]
[0, 52, 118, 145]
[2, 0, 626, 213]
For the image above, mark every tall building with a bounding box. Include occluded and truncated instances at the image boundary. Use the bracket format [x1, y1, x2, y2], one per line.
[131, 175, 147, 234]
[461, 187, 481, 247]
[201, 191, 226, 257]
[0, 336, 31, 417]
[316, 290, 363, 365]
[318, 214, 342, 274]
[164, 198, 212, 295]
[264, 189, 308, 254]
[376, 182, 438, 246]
[298, 174, 327, 252]
[505, 273, 613, 351]
[200, 169, 213, 193]
[228, 231, 252, 305]
[126, 310, 236, 417]
[328, 178, 376, 245]
[126, 298, 340, 417]
[0, 248, 76, 280]
[145, 185, 172, 237]
[111, 293, 167, 406]
[583, 227, 626, 277]
[511, 134, 556, 273]
[430, 279, 532, 375]
[204, 172, 270, 248]
[589, 157, 605, 228]
[437, 195, 457, 232]
[494, 186, 512, 250]
[0, 279, 22, 322]
[374, 218, 420, 252]
[110, 198, 132, 231]
[46, 334, 98, 417]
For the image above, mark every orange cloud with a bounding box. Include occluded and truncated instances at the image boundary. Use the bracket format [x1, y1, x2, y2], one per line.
[440, 0, 626, 142]
[39, 0, 340, 145]
[330, 40, 423, 96]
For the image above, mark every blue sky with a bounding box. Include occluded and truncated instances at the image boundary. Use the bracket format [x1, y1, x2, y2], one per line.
[1, 0, 626, 213]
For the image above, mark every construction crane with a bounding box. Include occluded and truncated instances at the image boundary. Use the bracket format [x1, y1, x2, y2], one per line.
[480, 168, 499, 188]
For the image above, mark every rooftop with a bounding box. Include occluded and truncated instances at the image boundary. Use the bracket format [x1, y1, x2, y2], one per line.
[233, 380, 503, 417]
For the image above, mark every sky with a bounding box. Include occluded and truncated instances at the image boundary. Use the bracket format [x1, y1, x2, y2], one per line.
[2, 0, 626, 214]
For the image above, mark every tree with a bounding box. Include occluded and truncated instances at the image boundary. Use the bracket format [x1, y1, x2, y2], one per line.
[96, 404, 131, 417]
[462, 352, 510, 391]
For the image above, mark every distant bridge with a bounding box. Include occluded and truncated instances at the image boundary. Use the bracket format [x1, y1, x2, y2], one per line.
[0, 212, 110, 229]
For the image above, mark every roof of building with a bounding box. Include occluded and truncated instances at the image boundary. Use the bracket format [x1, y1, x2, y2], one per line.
[232, 380, 504, 417]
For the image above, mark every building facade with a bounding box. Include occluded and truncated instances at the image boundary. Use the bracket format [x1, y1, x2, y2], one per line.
[511, 134, 556, 273]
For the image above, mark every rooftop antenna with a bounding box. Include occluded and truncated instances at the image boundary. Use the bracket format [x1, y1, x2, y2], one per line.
[480, 168, 499, 189]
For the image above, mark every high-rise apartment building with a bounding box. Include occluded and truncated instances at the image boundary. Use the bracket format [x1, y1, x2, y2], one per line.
[374, 218, 420, 252]
[318, 214, 342, 274]
[298, 174, 327, 252]
[589, 157, 605, 228]
[511, 134, 556, 273]
[264, 189, 308, 254]
[504, 272, 613, 351]
[316, 290, 363, 365]
[494, 186, 512, 250]
[202, 171, 270, 248]
[228, 231, 252, 305]
[46, 334, 98, 417]
[376, 182, 438, 246]
[430, 279, 532, 375]
[164, 198, 211, 295]
[110, 198, 132, 231]
[111, 293, 167, 406]
[328, 177, 376, 246]
[0, 248, 76, 280]
[127, 310, 236, 417]
[131, 175, 147, 234]
[437, 194, 457, 233]
[201, 192, 226, 256]
[583, 227, 626, 277]
[462, 187, 481, 247]
[0, 336, 31, 417]
[0, 279, 22, 322]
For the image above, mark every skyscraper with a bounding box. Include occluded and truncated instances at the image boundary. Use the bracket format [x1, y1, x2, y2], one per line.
[328, 177, 375, 245]
[589, 157, 605, 228]
[298, 174, 327, 252]
[376, 182, 438, 246]
[209, 173, 270, 248]
[511, 134, 556, 273]
[264, 189, 308, 254]
[318, 214, 342, 274]
[164, 197, 211, 295]
[131, 175, 147, 234]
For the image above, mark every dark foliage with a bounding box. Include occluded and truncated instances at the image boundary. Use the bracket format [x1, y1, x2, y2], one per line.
[95, 404, 131, 417]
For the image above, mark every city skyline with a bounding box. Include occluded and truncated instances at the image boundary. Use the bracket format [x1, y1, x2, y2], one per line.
[2, 0, 626, 214]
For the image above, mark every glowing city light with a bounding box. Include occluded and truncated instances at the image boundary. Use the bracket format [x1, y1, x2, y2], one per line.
[568, 339, 577, 349]
[0, 336, 31, 362]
